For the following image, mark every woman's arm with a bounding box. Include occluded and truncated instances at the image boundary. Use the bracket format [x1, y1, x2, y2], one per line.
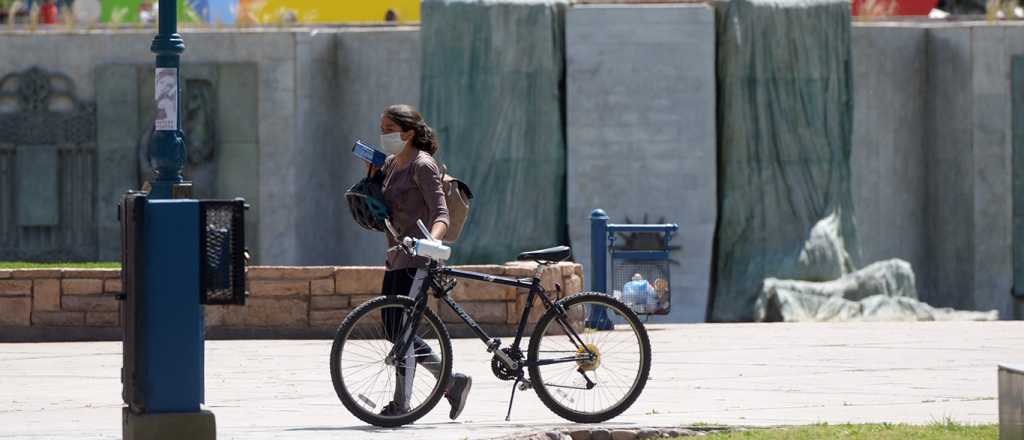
[429, 222, 448, 241]
[413, 158, 450, 241]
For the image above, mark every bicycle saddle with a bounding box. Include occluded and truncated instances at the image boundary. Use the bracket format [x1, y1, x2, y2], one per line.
[516, 245, 572, 262]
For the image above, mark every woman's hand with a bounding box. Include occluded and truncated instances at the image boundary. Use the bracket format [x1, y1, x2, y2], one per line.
[366, 162, 380, 177]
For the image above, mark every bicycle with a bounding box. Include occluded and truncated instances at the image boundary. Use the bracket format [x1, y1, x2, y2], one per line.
[330, 220, 652, 427]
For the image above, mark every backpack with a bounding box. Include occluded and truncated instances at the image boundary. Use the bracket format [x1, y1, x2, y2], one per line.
[440, 167, 473, 242]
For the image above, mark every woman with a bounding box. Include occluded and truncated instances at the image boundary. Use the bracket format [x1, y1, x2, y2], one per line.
[370, 104, 472, 419]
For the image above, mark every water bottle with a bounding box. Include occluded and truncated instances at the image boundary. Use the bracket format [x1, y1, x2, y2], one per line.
[623, 273, 656, 313]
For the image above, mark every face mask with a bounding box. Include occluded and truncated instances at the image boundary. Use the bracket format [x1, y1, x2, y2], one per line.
[379, 132, 406, 154]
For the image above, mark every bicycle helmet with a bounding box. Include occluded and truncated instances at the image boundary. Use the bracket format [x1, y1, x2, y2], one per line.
[345, 175, 390, 232]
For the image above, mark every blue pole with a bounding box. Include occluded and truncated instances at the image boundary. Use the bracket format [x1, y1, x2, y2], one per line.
[588, 209, 612, 330]
[122, 3, 215, 437]
[147, 0, 187, 199]
[590, 209, 608, 293]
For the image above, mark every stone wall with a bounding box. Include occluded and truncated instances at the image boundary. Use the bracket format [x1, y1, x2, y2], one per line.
[0, 262, 583, 342]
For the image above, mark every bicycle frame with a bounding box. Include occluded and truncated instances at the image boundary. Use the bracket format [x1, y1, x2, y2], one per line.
[388, 263, 595, 372]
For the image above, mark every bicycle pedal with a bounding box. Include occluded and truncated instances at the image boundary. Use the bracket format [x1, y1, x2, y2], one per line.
[357, 394, 376, 409]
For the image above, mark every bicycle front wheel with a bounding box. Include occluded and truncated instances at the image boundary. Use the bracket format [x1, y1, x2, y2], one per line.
[527, 292, 652, 423]
[329, 296, 452, 427]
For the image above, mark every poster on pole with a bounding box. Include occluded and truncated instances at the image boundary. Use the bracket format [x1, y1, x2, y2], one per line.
[154, 68, 178, 131]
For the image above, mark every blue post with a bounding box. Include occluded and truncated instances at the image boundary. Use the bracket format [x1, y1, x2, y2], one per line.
[141, 200, 204, 413]
[147, 0, 187, 199]
[588, 209, 613, 330]
[590, 209, 608, 293]
[122, 1, 214, 437]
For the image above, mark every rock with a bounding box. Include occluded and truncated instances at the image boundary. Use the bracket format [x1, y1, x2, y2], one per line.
[610, 430, 637, 440]
[755, 259, 917, 322]
[568, 429, 591, 440]
[546, 431, 567, 440]
[32, 279, 61, 311]
[590, 429, 612, 440]
[310, 278, 335, 295]
[795, 212, 855, 281]
[752, 210, 1002, 322]
[61, 279, 104, 295]
[755, 257, 999, 322]
[636, 429, 660, 439]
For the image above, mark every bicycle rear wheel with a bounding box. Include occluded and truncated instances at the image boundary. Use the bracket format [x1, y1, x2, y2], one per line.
[527, 292, 651, 423]
[329, 296, 452, 427]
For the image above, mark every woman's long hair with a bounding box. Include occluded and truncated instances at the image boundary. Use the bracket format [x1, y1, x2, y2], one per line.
[383, 104, 440, 156]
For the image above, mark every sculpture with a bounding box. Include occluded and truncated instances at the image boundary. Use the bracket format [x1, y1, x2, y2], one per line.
[754, 213, 998, 322]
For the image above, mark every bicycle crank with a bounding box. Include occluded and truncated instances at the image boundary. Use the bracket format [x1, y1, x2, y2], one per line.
[490, 347, 523, 381]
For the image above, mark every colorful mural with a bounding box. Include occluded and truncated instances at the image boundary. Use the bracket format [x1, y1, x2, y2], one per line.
[99, 0, 420, 24]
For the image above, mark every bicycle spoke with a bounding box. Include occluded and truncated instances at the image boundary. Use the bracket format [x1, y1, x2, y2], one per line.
[532, 299, 647, 417]
[334, 301, 450, 421]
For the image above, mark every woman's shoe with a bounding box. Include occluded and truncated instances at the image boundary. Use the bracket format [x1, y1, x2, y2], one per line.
[379, 401, 410, 416]
[445, 373, 472, 420]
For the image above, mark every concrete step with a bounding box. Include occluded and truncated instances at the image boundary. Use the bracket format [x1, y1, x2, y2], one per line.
[1000, 364, 1024, 440]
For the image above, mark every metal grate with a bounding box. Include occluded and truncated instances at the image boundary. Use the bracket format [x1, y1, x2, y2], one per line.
[611, 258, 671, 315]
[200, 200, 246, 305]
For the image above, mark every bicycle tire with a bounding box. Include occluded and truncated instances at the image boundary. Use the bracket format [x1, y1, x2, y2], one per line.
[330, 295, 453, 427]
[527, 292, 652, 423]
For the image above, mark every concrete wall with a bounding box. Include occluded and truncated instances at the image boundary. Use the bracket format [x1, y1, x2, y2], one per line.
[850, 26, 931, 297]
[1, 19, 1020, 320]
[290, 26, 421, 266]
[566, 4, 717, 323]
[851, 22, 1024, 318]
[0, 27, 420, 267]
[926, 26, 977, 311]
[329, 28, 422, 266]
[0, 30, 290, 264]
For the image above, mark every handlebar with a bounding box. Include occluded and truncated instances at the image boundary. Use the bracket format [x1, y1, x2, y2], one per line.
[386, 218, 452, 262]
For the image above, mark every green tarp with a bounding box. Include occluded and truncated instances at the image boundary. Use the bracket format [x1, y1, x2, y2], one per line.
[421, 0, 568, 264]
[710, 0, 859, 321]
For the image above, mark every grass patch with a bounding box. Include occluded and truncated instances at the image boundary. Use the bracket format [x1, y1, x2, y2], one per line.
[694, 422, 997, 440]
[0, 262, 121, 269]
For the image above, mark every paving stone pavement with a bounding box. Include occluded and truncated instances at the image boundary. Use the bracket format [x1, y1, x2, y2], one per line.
[1, 321, 1019, 439]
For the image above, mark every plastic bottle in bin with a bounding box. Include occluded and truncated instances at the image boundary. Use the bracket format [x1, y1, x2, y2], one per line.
[623, 273, 656, 313]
